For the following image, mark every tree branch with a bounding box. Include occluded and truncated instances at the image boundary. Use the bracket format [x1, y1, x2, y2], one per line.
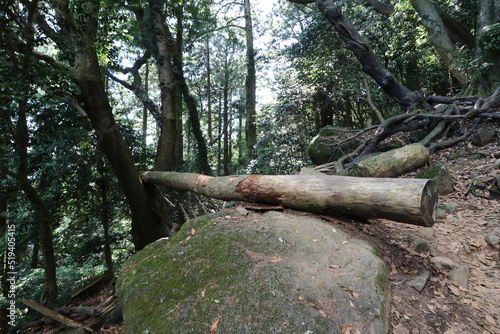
[315, 0, 432, 111]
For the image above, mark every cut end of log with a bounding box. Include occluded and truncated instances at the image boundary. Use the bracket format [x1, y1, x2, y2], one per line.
[420, 179, 438, 227]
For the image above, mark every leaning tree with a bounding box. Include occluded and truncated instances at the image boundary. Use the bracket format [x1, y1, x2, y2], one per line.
[2, 0, 173, 251]
[286, 0, 499, 172]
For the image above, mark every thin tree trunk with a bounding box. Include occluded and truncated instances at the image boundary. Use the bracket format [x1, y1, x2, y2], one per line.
[175, 10, 184, 167]
[142, 61, 149, 147]
[244, 0, 257, 162]
[31, 243, 39, 269]
[217, 92, 223, 175]
[223, 72, 230, 176]
[155, 7, 211, 175]
[150, 0, 177, 172]
[99, 160, 113, 273]
[207, 37, 213, 142]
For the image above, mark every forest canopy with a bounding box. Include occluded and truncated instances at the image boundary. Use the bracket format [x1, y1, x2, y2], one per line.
[0, 0, 498, 318]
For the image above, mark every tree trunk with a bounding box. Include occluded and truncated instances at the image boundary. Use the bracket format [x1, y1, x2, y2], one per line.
[223, 64, 230, 175]
[348, 143, 429, 177]
[141, 172, 438, 227]
[315, 0, 433, 111]
[206, 37, 213, 142]
[69, 1, 171, 250]
[99, 161, 113, 274]
[31, 242, 39, 269]
[21, 183, 58, 305]
[172, 54, 212, 175]
[408, 0, 468, 85]
[244, 0, 257, 162]
[175, 10, 184, 168]
[472, 0, 500, 96]
[142, 61, 149, 148]
[150, 0, 177, 172]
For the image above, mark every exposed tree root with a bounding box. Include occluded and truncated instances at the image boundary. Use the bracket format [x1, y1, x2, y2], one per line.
[314, 91, 500, 174]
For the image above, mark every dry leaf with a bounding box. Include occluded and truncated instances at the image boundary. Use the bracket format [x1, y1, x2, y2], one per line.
[270, 257, 284, 263]
[210, 319, 220, 332]
[485, 315, 496, 326]
[448, 285, 461, 296]
[340, 323, 353, 334]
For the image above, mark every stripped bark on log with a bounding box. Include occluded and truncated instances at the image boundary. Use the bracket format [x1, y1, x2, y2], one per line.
[141, 172, 438, 227]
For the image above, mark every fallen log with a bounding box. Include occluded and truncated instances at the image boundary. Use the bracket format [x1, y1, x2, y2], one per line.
[21, 297, 94, 333]
[141, 172, 438, 227]
[348, 143, 429, 177]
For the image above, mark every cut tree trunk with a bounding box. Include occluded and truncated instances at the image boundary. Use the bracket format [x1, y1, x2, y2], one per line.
[141, 172, 438, 227]
[348, 143, 429, 177]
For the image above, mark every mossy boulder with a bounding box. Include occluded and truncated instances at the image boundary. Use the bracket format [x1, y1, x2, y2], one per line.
[416, 163, 454, 195]
[117, 210, 390, 333]
[307, 126, 359, 165]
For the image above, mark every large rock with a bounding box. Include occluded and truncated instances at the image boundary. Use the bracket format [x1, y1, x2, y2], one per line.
[307, 126, 359, 165]
[117, 210, 390, 333]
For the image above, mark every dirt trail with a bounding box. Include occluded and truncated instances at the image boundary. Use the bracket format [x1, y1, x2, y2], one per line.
[339, 140, 500, 333]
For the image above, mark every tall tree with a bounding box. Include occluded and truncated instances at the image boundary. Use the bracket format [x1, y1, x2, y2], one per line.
[22, 0, 172, 250]
[244, 0, 257, 162]
[0, 0, 58, 305]
[148, 0, 178, 172]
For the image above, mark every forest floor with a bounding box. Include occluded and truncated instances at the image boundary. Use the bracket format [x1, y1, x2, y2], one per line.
[338, 137, 500, 333]
[25, 131, 499, 334]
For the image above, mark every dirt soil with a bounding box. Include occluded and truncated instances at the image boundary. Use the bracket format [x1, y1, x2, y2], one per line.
[336, 139, 500, 334]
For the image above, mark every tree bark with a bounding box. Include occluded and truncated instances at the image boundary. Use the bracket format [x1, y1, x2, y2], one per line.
[150, 0, 178, 172]
[244, 0, 257, 162]
[348, 143, 429, 177]
[141, 172, 438, 227]
[206, 37, 213, 142]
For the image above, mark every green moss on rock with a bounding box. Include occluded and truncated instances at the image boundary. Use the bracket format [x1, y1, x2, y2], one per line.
[307, 126, 360, 165]
[117, 211, 390, 333]
[416, 163, 454, 195]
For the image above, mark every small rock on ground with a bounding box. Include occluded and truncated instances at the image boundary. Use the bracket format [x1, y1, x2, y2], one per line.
[430, 256, 457, 271]
[448, 267, 471, 288]
[409, 270, 430, 293]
